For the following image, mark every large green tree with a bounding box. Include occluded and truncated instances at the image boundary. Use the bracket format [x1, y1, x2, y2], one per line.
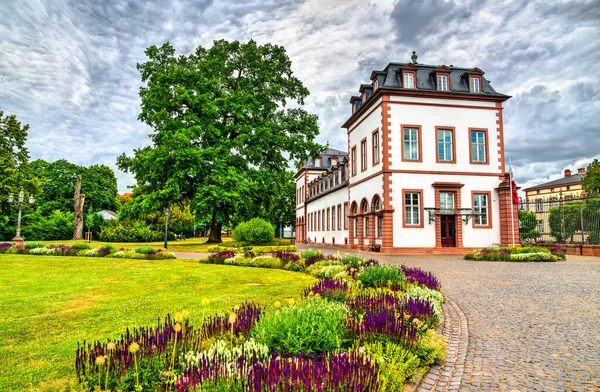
[117, 40, 322, 243]
[29, 159, 118, 216]
[0, 111, 40, 239]
[582, 159, 600, 194]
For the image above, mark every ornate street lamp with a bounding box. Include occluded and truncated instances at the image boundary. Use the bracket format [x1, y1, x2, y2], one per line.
[164, 208, 170, 249]
[8, 190, 35, 243]
[279, 216, 283, 240]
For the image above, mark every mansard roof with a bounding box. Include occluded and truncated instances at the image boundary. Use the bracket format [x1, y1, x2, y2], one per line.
[295, 148, 349, 176]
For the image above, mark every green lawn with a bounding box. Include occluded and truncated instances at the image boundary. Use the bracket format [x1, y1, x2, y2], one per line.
[0, 254, 314, 391]
[37, 237, 234, 253]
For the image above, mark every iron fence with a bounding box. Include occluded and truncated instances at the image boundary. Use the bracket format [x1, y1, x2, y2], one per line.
[519, 194, 600, 245]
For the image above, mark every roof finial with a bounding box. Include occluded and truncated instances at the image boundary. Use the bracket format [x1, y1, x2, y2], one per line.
[411, 50, 418, 64]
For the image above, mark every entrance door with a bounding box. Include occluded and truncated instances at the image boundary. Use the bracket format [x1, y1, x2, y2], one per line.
[440, 215, 456, 247]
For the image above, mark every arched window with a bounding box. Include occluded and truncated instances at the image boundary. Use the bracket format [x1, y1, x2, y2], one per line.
[372, 196, 381, 212]
[361, 200, 369, 214]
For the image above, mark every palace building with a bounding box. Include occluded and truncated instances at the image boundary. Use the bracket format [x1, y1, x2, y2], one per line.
[295, 52, 519, 252]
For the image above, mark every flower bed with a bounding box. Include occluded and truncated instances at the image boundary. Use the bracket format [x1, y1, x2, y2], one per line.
[0, 242, 176, 260]
[464, 246, 566, 262]
[75, 254, 446, 391]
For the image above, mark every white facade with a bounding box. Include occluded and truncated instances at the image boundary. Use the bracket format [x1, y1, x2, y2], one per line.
[296, 59, 513, 252]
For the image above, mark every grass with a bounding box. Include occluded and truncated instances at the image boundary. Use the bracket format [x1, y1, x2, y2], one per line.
[0, 254, 315, 391]
[34, 237, 291, 253]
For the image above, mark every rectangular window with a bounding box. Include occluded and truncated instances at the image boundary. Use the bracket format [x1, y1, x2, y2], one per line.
[361, 139, 367, 171]
[440, 192, 455, 210]
[372, 131, 380, 165]
[470, 77, 480, 93]
[344, 202, 349, 229]
[404, 192, 421, 226]
[337, 204, 342, 230]
[327, 208, 330, 231]
[403, 126, 420, 161]
[437, 128, 454, 162]
[538, 219, 544, 233]
[437, 75, 448, 91]
[473, 193, 488, 226]
[322, 209, 325, 231]
[351, 146, 357, 176]
[354, 218, 358, 237]
[470, 130, 487, 163]
[318, 211, 321, 231]
[404, 72, 414, 88]
[377, 216, 383, 238]
[364, 217, 369, 238]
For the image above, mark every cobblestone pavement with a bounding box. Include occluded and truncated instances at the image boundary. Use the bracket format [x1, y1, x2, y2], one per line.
[296, 245, 600, 391]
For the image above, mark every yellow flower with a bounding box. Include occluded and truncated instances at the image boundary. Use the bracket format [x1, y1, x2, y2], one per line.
[174, 323, 182, 332]
[174, 312, 183, 323]
[287, 298, 295, 306]
[129, 342, 140, 354]
[234, 305, 241, 311]
[273, 301, 281, 309]
[95, 355, 105, 365]
[107, 342, 116, 351]
[181, 309, 190, 318]
[228, 312, 237, 324]
[356, 279, 362, 285]
[314, 293, 321, 299]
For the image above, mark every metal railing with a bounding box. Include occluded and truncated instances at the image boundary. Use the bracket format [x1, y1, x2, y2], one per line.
[519, 194, 600, 244]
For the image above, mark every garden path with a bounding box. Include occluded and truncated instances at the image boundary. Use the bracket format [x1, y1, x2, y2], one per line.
[294, 245, 600, 392]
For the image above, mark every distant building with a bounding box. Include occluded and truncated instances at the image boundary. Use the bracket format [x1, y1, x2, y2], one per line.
[97, 210, 118, 221]
[523, 168, 586, 238]
[296, 53, 519, 252]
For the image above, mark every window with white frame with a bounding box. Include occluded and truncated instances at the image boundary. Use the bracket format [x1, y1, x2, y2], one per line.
[361, 140, 367, 171]
[437, 75, 448, 91]
[440, 192, 455, 210]
[470, 77, 480, 93]
[470, 130, 486, 163]
[351, 147, 357, 175]
[473, 193, 488, 226]
[337, 205, 342, 230]
[373, 131, 380, 165]
[404, 72, 415, 88]
[344, 203, 349, 229]
[437, 129, 453, 161]
[538, 219, 544, 233]
[405, 192, 420, 225]
[403, 127, 420, 160]
[377, 216, 383, 238]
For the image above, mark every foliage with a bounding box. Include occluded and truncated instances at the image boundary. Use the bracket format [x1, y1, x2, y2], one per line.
[356, 266, 405, 288]
[413, 329, 448, 366]
[117, 40, 323, 243]
[518, 209, 540, 240]
[207, 251, 236, 264]
[361, 341, 421, 391]
[99, 221, 166, 242]
[510, 252, 557, 261]
[251, 255, 284, 269]
[581, 159, 600, 194]
[252, 299, 349, 355]
[135, 246, 157, 255]
[303, 278, 351, 302]
[404, 286, 444, 319]
[232, 218, 275, 245]
[22, 209, 74, 240]
[464, 247, 512, 261]
[549, 202, 582, 242]
[207, 244, 297, 253]
[400, 265, 441, 290]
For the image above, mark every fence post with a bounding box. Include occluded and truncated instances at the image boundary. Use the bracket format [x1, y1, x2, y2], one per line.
[580, 202, 585, 248]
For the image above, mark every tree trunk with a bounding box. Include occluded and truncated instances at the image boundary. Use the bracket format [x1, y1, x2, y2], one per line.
[206, 207, 222, 243]
[73, 175, 85, 240]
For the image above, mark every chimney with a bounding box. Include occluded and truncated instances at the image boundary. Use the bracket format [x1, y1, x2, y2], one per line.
[578, 168, 585, 174]
[564, 169, 571, 177]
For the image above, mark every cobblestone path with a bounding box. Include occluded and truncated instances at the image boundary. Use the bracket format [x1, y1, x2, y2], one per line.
[296, 245, 600, 391]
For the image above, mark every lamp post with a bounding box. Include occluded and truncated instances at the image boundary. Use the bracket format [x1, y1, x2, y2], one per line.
[279, 216, 283, 240]
[8, 190, 35, 243]
[164, 207, 170, 249]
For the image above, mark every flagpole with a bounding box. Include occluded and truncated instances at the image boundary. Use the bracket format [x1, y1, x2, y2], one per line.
[509, 158, 516, 245]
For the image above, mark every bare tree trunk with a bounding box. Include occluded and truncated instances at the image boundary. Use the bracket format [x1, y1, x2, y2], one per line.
[73, 175, 86, 240]
[207, 207, 222, 243]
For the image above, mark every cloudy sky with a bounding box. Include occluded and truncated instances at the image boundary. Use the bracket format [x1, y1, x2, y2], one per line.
[1, 0, 599, 192]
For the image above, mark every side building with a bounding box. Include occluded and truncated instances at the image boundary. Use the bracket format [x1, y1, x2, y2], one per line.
[296, 52, 518, 252]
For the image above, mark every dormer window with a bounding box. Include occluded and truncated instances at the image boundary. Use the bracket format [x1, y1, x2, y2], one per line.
[373, 78, 378, 91]
[437, 75, 448, 91]
[470, 77, 480, 93]
[401, 63, 418, 89]
[467, 68, 484, 94]
[361, 92, 365, 103]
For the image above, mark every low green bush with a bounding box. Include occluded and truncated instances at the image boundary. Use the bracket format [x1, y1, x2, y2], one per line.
[29, 247, 55, 255]
[341, 253, 366, 268]
[232, 218, 274, 245]
[99, 221, 165, 242]
[361, 341, 421, 391]
[71, 242, 91, 251]
[300, 249, 323, 259]
[412, 329, 447, 366]
[306, 260, 343, 277]
[24, 241, 45, 249]
[206, 245, 297, 253]
[510, 252, 556, 262]
[251, 256, 284, 269]
[517, 246, 550, 254]
[405, 285, 444, 319]
[356, 266, 404, 288]
[135, 246, 157, 255]
[318, 265, 348, 279]
[284, 261, 306, 272]
[252, 299, 349, 355]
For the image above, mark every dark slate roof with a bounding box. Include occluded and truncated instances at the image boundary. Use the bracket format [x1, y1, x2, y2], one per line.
[523, 173, 584, 191]
[347, 61, 510, 118]
[297, 148, 348, 172]
[377, 62, 507, 97]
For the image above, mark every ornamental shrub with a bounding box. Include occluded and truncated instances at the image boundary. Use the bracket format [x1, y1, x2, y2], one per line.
[356, 266, 404, 288]
[510, 252, 555, 262]
[251, 256, 283, 269]
[518, 246, 550, 254]
[361, 341, 421, 391]
[135, 246, 158, 255]
[412, 329, 448, 366]
[0, 243, 13, 253]
[252, 299, 349, 355]
[405, 286, 444, 319]
[29, 247, 55, 255]
[99, 221, 164, 242]
[318, 265, 348, 279]
[232, 218, 274, 245]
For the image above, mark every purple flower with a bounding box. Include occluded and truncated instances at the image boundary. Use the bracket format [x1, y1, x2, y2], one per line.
[400, 265, 441, 290]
